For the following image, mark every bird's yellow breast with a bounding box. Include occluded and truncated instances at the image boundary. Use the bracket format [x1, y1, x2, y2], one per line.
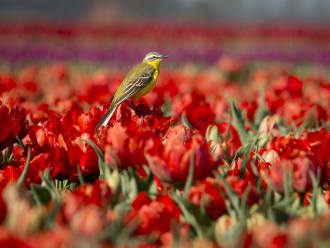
[130, 60, 160, 101]
[131, 69, 158, 100]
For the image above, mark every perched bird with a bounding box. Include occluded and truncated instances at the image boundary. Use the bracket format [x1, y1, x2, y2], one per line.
[95, 52, 167, 130]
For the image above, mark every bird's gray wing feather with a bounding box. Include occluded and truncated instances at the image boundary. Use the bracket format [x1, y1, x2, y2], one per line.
[113, 66, 155, 105]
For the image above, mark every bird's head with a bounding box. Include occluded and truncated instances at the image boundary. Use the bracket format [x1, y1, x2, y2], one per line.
[143, 52, 167, 68]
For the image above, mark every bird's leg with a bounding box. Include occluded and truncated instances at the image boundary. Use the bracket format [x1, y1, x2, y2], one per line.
[124, 100, 145, 117]
[131, 100, 137, 108]
[131, 100, 145, 117]
[125, 100, 136, 110]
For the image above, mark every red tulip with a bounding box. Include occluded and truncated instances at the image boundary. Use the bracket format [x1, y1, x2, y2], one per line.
[0, 105, 28, 151]
[60, 180, 111, 228]
[126, 192, 180, 236]
[172, 92, 215, 134]
[240, 100, 258, 122]
[0, 166, 20, 187]
[104, 119, 160, 169]
[146, 125, 218, 183]
[0, 74, 16, 95]
[189, 177, 226, 220]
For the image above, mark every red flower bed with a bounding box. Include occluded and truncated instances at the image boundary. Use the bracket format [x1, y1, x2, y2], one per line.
[0, 22, 329, 247]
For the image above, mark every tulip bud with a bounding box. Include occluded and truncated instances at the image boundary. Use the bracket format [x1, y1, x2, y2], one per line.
[259, 116, 280, 140]
[247, 213, 266, 230]
[215, 215, 236, 238]
[205, 124, 222, 143]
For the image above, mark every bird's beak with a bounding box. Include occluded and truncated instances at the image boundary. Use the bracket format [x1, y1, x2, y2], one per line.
[161, 55, 168, 59]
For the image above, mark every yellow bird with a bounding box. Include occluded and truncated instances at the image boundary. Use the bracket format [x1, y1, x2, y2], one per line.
[95, 52, 167, 130]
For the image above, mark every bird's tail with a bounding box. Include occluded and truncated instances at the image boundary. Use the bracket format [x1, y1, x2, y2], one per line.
[95, 104, 117, 130]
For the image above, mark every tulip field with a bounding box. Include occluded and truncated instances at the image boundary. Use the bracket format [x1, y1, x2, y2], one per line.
[0, 23, 330, 247]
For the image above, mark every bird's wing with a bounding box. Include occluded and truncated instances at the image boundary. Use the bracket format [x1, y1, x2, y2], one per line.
[113, 64, 155, 105]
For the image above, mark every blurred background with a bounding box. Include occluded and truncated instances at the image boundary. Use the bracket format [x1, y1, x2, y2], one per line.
[1, 0, 330, 22]
[0, 0, 330, 69]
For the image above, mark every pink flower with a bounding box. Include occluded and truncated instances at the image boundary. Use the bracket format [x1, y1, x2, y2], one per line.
[261, 156, 317, 192]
